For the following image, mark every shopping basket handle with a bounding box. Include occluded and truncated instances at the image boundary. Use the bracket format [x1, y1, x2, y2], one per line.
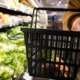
[31, 8, 80, 29]
[34, 7, 80, 12]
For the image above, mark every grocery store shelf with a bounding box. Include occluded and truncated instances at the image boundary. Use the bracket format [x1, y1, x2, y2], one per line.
[0, 22, 31, 31]
[0, 7, 32, 16]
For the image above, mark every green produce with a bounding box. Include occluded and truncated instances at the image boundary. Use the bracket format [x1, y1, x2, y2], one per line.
[0, 26, 28, 80]
[38, 49, 55, 60]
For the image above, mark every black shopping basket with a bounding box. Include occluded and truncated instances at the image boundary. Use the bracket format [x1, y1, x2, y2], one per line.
[21, 8, 80, 80]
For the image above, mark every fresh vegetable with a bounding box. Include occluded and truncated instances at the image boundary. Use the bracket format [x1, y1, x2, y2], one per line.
[0, 26, 28, 80]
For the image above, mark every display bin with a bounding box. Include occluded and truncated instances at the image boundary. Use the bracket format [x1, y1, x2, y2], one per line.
[21, 8, 80, 80]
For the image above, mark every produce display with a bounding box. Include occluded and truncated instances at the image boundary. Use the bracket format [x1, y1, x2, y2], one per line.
[0, 0, 33, 28]
[0, 0, 41, 80]
[0, 26, 29, 80]
[0, 12, 31, 28]
[0, 0, 33, 13]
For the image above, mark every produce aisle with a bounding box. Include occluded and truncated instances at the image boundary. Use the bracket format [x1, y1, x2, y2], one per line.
[0, 0, 34, 80]
[0, 0, 64, 80]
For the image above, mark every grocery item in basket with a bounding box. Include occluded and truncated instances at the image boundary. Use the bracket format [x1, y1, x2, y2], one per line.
[55, 57, 69, 77]
[40, 49, 69, 77]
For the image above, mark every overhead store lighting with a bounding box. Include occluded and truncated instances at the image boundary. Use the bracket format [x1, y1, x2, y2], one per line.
[59, 1, 61, 4]
[36, 0, 68, 8]
[20, 0, 40, 7]
[28, 0, 39, 7]
[57, 4, 59, 7]
[19, 0, 34, 7]
[65, 4, 68, 7]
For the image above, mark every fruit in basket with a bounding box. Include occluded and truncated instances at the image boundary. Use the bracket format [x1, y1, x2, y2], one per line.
[55, 57, 68, 77]
[40, 49, 69, 77]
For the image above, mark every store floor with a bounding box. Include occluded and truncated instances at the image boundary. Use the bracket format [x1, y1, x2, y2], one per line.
[25, 70, 55, 80]
[33, 77, 54, 80]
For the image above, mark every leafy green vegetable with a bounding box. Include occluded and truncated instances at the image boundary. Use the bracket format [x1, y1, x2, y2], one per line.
[0, 26, 28, 80]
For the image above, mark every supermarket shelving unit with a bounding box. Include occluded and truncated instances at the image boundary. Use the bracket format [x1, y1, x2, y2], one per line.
[0, 6, 33, 80]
